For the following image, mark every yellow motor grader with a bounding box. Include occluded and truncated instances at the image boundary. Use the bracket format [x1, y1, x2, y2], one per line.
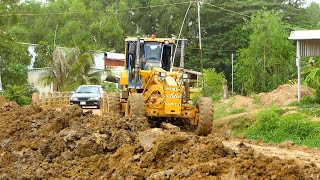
[105, 35, 213, 135]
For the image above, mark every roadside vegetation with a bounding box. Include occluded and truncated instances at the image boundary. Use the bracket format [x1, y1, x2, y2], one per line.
[215, 95, 320, 149]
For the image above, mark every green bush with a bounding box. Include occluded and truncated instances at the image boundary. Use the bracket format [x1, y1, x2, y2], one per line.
[102, 82, 118, 92]
[289, 96, 320, 117]
[199, 68, 226, 102]
[244, 107, 320, 148]
[3, 84, 38, 105]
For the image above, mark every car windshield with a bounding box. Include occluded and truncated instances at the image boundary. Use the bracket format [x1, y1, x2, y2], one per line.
[76, 86, 100, 93]
[145, 43, 162, 61]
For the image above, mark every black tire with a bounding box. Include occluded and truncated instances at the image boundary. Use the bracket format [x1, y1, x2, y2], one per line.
[195, 97, 213, 136]
[106, 92, 120, 113]
[97, 103, 101, 109]
[125, 93, 145, 118]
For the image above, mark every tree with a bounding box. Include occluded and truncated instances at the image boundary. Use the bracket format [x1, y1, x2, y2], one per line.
[42, 47, 101, 91]
[0, 31, 30, 87]
[294, 2, 320, 29]
[33, 41, 54, 68]
[235, 10, 295, 94]
[200, 68, 226, 101]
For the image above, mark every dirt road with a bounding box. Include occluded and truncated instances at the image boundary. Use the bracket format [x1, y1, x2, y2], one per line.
[223, 140, 320, 167]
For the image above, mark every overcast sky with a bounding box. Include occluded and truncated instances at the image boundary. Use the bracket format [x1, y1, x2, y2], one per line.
[306, 0, 320, 6]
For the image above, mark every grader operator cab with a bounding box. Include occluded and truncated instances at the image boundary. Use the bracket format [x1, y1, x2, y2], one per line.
[106, 35, 213, 135]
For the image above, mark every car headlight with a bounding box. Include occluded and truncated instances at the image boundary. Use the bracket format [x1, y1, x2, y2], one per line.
[160, 71, 166, 77]
[89, 97, 100, 100]
[71, 97, 78, 101]
[182, 73, 188, 79]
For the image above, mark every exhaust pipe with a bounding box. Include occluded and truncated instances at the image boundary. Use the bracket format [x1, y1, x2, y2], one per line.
[134, 36, 141, 90]
[179, 40, 185, 73]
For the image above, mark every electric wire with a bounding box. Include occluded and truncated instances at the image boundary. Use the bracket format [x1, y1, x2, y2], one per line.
[0, 1, 197, 17]
[0, 1, 251, 19]
[171, 1, 193, 71]
[204, 2, 251, 18]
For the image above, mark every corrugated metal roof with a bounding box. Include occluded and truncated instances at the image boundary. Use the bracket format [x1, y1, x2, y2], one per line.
[289, 30, 320, 40]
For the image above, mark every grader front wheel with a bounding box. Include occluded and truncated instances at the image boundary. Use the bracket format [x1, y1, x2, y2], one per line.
[106, 92, 120, 113]
[125, 93, 145, 118]
[195, 97, 213, 136]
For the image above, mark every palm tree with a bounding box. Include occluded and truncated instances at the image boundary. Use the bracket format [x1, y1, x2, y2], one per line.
[42, 47, 101, 91]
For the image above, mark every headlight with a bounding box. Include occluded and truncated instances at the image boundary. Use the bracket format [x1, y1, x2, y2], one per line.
[71, 97, 78, 101]
[160, 72, 166, 77]
[89, 97, 100, 100]
[182, 73, 188, 79]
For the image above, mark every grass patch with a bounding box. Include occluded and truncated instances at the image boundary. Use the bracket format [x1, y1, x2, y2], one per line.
[214, 104, 246, 119]
[242, 107, 320, 148]
[251, 94, 261, 106]
[290, 96, 320, 117]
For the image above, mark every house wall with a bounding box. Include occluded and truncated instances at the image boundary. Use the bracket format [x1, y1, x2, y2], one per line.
[93, 52, 105, 70]
[28, 68, 52, 93]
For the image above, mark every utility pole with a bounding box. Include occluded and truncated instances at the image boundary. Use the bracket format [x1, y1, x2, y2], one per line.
[231, 53, 234, 95]
[0, 70, 2, 95]
[197, 0, 205, 96]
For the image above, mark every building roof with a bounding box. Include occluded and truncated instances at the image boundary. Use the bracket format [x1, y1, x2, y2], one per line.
[289, 30, 320, 40]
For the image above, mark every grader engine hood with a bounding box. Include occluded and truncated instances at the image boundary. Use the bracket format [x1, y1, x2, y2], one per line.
[164, 76, 182, 115]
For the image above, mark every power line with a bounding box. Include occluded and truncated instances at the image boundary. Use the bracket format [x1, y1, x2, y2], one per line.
[204, 2, 251, 18]
[0, 1, 197, 17]
[0, 1, 251, 19]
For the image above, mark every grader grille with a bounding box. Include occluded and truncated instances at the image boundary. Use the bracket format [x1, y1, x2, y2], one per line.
[164, 86, 182, 115]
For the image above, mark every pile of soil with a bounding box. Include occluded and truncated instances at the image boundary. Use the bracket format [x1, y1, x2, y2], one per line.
[217, 95, 256, 111]
[258, 84, 314, 106]
[0, 100, 319, 179]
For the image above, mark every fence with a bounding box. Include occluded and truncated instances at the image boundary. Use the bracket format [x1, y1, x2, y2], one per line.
[32, 92, 71, 107]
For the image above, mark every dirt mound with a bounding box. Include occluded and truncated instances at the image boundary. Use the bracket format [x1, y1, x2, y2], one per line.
[0, 102, 319, 179]
[0, 104, 148, 179]
[259, 84, 314, 106]
[106, 130, 320, 179]
[218, 95, 256, 111]
[0, 96, 9, 106]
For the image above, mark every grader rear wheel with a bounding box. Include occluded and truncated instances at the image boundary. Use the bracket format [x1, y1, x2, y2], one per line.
[106, 92, 120, 113]
[125, 93, 145, 118]
[195, 97, 213, 136]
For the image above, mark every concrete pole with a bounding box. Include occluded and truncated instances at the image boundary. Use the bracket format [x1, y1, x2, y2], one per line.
[197, 0, 205, 95]
[231, 53, 234, 95]
[297, 40, 301, 102]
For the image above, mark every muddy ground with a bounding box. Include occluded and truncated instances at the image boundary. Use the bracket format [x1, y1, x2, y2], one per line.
[0, 96, 320, 179]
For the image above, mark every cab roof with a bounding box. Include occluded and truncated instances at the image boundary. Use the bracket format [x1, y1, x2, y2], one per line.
[125, 37, 175, 43]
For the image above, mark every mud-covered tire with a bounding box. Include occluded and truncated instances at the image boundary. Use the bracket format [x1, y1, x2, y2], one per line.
[106, 92, 120, 113]
[125, 93, 145, 118]
[195, 97, 213, 136]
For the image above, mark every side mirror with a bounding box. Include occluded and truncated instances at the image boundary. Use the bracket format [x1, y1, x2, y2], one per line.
[70, 91, 75, 95]
[129, 43, 136, 55]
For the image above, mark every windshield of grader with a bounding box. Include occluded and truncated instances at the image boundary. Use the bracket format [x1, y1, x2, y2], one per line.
[144, 43, 162, 63]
